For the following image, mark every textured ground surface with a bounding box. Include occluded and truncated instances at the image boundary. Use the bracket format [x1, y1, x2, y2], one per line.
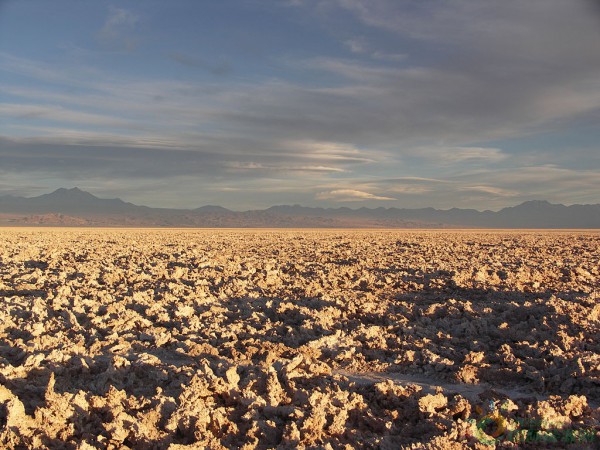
[0, 229, 598, 449]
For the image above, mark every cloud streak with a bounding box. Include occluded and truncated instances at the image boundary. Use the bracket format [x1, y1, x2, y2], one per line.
[316, 189, 396, 202]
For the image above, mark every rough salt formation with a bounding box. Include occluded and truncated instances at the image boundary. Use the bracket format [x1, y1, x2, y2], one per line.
[0, 229, 598, 448]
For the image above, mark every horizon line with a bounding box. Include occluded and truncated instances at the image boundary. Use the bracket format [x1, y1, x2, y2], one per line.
[2, 186, 598, 213]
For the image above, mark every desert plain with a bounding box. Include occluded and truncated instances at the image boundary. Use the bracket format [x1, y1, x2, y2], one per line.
[0, 228, 598, 449]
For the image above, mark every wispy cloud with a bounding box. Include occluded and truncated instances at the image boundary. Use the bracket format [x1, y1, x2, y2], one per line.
[0, 103, 142, 129]
[316, 189, 396, 201]
[435, 147, 508, 163]
[226, 162, 345, 173]
[306, 57, 400, 81]
[345, 38, 367, 54]
[281, 140, 377, 163]
[168, 52, 232, 76]
[344, 37, 407, 62]
[460, 185, 519, 197]
[96, 6, 139, 51]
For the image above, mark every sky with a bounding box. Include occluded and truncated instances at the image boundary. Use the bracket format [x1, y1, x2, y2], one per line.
[1, 0, 599, 210]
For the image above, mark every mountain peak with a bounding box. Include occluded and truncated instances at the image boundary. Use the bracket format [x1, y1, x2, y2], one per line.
[55, 187, 80, 192]
[46, 187, 97, 198]
[521, 199, 552, 205]
[195, 205, 232, 213]
[28, 188, 134, 214]
[510, 200, 557, 209]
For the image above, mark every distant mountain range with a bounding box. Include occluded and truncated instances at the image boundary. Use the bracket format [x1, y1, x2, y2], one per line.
[0, 187, 598, 228]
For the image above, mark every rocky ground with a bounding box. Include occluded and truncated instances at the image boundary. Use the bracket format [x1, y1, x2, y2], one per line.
[0, 229, 598, 449]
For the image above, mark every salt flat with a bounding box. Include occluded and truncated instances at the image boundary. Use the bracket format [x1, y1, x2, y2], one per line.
[0, 229, 598, 448]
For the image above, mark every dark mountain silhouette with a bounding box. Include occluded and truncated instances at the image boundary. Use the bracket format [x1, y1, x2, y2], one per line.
[0, 187, 143, 214]
[195, 205, 233, 213]
[0, 188, 598, 228]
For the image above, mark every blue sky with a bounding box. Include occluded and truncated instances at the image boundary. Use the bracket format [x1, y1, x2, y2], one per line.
[1, 0, 599, 210]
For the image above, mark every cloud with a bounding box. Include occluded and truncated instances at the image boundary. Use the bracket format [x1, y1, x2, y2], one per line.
[226, 162, 345, 173]
[280, 0, 600, 146]
[168, 52, 232, 76]
[281, 140, 376, 163]
[460, 185, 519, 197]
[97, 7, 139, 51]
[467, 165, 600, 197]
[379, 177, 449, 183]
[356, 177, 447, 196]
[445, 165, 600, 206]
[344, 38, 407, 61]
[215, 60, 600, 153]
[0, 136, 226, 178]
[345, 38, 367, 54]
[1, 0, 599, 208]
[0, 52, 103, 88]
[306, 57, 399, 81]
[386, 185, 433, 195]
[371, 51, 407, 62]
[316, 189, 396, 201]
[0, 103, 142, 129]
[333, 0, 600, 65]
[430, 147, 508, 163]
[445, 147, 507, 162]
[3, 48, 597, 163]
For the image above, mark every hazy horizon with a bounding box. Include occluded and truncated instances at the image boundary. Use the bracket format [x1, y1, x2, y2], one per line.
[3, 186, 600, 215]
[1, 1, 599, 210]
